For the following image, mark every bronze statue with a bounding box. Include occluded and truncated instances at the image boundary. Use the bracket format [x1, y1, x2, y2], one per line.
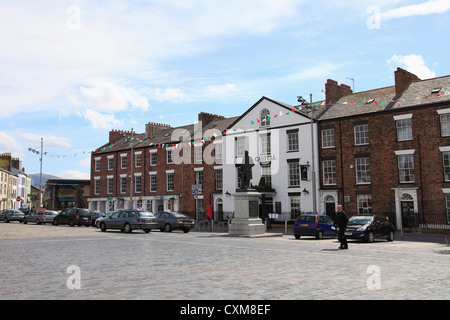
[237, 150, 254, 190]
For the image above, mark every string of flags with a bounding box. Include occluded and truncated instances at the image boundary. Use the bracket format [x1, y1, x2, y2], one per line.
[29, 90, 450, 157]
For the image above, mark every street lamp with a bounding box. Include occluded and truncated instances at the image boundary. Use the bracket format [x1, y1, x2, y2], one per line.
[297, 95, 317, 214]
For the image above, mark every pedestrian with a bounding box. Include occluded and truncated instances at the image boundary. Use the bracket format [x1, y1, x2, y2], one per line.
[335, 205, 348, 250]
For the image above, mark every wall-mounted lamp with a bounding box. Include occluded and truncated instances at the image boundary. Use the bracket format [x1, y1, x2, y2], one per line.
[302, 188, 309, 195]
[225, 191, 231, 197]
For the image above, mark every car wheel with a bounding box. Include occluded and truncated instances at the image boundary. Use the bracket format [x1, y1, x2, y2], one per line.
[144, 229, 151, 233]
[53, 219, 58, 226]
[4, 217, 9, 223]
[69, 219, 75, 227]
[23, 218, 27, 224]
[387, 230, 394, 241]
[164, 223, 172, 232]
[294, 234, 301, 239]
[36, 219, 41, 225]
[183, 228, 190, 233]
[100, 222, 107, 232]
[316, 231, 323, 240]
[124, 223, 132, 233]
[366, 231, 375, 243]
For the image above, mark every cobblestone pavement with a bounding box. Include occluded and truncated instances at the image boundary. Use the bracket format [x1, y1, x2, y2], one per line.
[0, 222, 449, 300]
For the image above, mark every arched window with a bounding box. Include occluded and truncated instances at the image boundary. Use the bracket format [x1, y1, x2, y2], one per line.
[260, 109, 270, 127]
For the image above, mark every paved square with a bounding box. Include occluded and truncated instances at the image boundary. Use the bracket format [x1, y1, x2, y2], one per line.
[0, 223, 449, 300]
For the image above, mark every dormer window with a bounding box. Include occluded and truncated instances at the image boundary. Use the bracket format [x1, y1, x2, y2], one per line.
[431, 87, 442, 94]
[260, 109, 270, 127]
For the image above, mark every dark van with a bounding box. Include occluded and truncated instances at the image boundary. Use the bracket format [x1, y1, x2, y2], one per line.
[53, 208, 92, 227]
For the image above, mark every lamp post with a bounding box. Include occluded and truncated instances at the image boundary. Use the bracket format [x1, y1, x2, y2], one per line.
[297, 94, 317, 214]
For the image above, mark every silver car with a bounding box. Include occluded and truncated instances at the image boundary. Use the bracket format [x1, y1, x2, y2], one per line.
[97, 210, 157, 233]
[0, 209, 25, 223]
[23, 210, 58, 225]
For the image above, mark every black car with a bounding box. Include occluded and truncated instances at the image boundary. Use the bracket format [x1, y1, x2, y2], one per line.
[154, 211, 194, 233]
[344, 215, 395, 243]
[91, 212, 106, 227]
[53, 208, 92, 227]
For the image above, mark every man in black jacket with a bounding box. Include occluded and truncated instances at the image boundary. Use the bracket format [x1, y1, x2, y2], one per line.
[335, 205, 349, 249]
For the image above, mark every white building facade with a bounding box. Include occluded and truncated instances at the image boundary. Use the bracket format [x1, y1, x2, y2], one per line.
[220, 97, 320, 221]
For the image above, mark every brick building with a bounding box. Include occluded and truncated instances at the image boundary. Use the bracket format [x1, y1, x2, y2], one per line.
[87, 113, 237, 222]
[316, 68, 450, 230]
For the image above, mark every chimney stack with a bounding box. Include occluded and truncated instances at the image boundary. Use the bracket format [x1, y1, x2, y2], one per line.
[394, 67, 421, 95]
[325, 79, 353, 105]
[145, 122, 171, 139]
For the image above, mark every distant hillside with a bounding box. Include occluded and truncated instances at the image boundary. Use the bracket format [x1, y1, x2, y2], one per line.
[29, 173, 60, 188]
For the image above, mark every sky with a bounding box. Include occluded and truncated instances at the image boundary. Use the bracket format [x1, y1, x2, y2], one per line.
[1, 0, 449, 179]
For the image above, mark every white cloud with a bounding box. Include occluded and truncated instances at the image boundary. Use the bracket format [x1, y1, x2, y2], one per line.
[207, 84, 236, 96]
[69, 80, 149, 113]
[0, 132, 23, 157]
[387, 54, 436, 79]
[57, 169, 90, 180]
[83, 109, 123, 129]
[382, 0, 450, 20]
[21, 133, 73, 149]
[151, 88, 186, 103]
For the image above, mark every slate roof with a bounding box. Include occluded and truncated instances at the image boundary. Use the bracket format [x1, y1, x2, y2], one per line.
[316, 75, 450, 121]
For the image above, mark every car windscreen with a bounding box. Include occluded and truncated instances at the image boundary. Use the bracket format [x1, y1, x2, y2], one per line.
[348, 216, 372, 224]
[138, 211, 155, 217]
[46, 211, 57, 215]
[173, 213, 189, 218]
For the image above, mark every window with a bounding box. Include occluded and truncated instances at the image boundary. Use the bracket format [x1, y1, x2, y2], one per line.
[150, 173, 157, 192]
[354, 124, 369, 145]
[398, 154, 415, 183]
[321, 128, 335, 148]
[288, 161, 300, 187]
[356, 157, 371, 184]
[443, 151, 450, 181]
[215, 169, 223, 191]
[135, 152, 142, 167]
[235, 137, 246, 157]
[323, 160, 337, 185]
[261, 164, 271, 186]
[194, 145, 202, 163]
[287, 130, 299, 152]
[150, 151, 157, 166]
[440, 114, 450, 137]
[95, 157, 101, 172]
[107, 176, 113, 194]
[215, 143, 222, 161]
[135, 174, 142, 193]
[120, 176, 126, 193]
[167, 173, 174, 191]
[167, 149, 174, 164]
[357, 194, 372, 215]
[260, 133, 271, 155]
[260, 109, 270, 127]
[121, 154, 127, 169]
[195, 170, 203, 186]
[94, 177, 100, 195]
[107, 156, 114, 170]
[396, 119, 413, 141]
[445, 193, 450, 224]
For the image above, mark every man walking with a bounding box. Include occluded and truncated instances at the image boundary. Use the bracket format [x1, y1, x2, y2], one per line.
[335, 205, 348, 250]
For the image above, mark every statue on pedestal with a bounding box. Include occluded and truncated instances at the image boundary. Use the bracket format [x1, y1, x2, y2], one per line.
[237, 150, 254, 191]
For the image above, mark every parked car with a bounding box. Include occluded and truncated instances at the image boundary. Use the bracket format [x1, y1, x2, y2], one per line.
[23, 209, 57, 224]
[294, 214, 336, 239]
[344, 215, 395, 243]
[0, 209, 25, 223]
[154, 211, 195, 233]
[97, 210, 157, 233]
[53, 208, 92, 227]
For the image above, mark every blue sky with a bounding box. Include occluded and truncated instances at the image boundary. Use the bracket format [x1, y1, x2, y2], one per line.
[0, 0, 449, 179]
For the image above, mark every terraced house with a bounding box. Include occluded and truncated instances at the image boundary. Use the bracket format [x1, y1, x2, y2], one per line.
[316, 68, 450, 231]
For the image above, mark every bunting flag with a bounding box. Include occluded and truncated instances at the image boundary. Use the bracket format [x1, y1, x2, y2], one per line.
[69, 90, 450, 154]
